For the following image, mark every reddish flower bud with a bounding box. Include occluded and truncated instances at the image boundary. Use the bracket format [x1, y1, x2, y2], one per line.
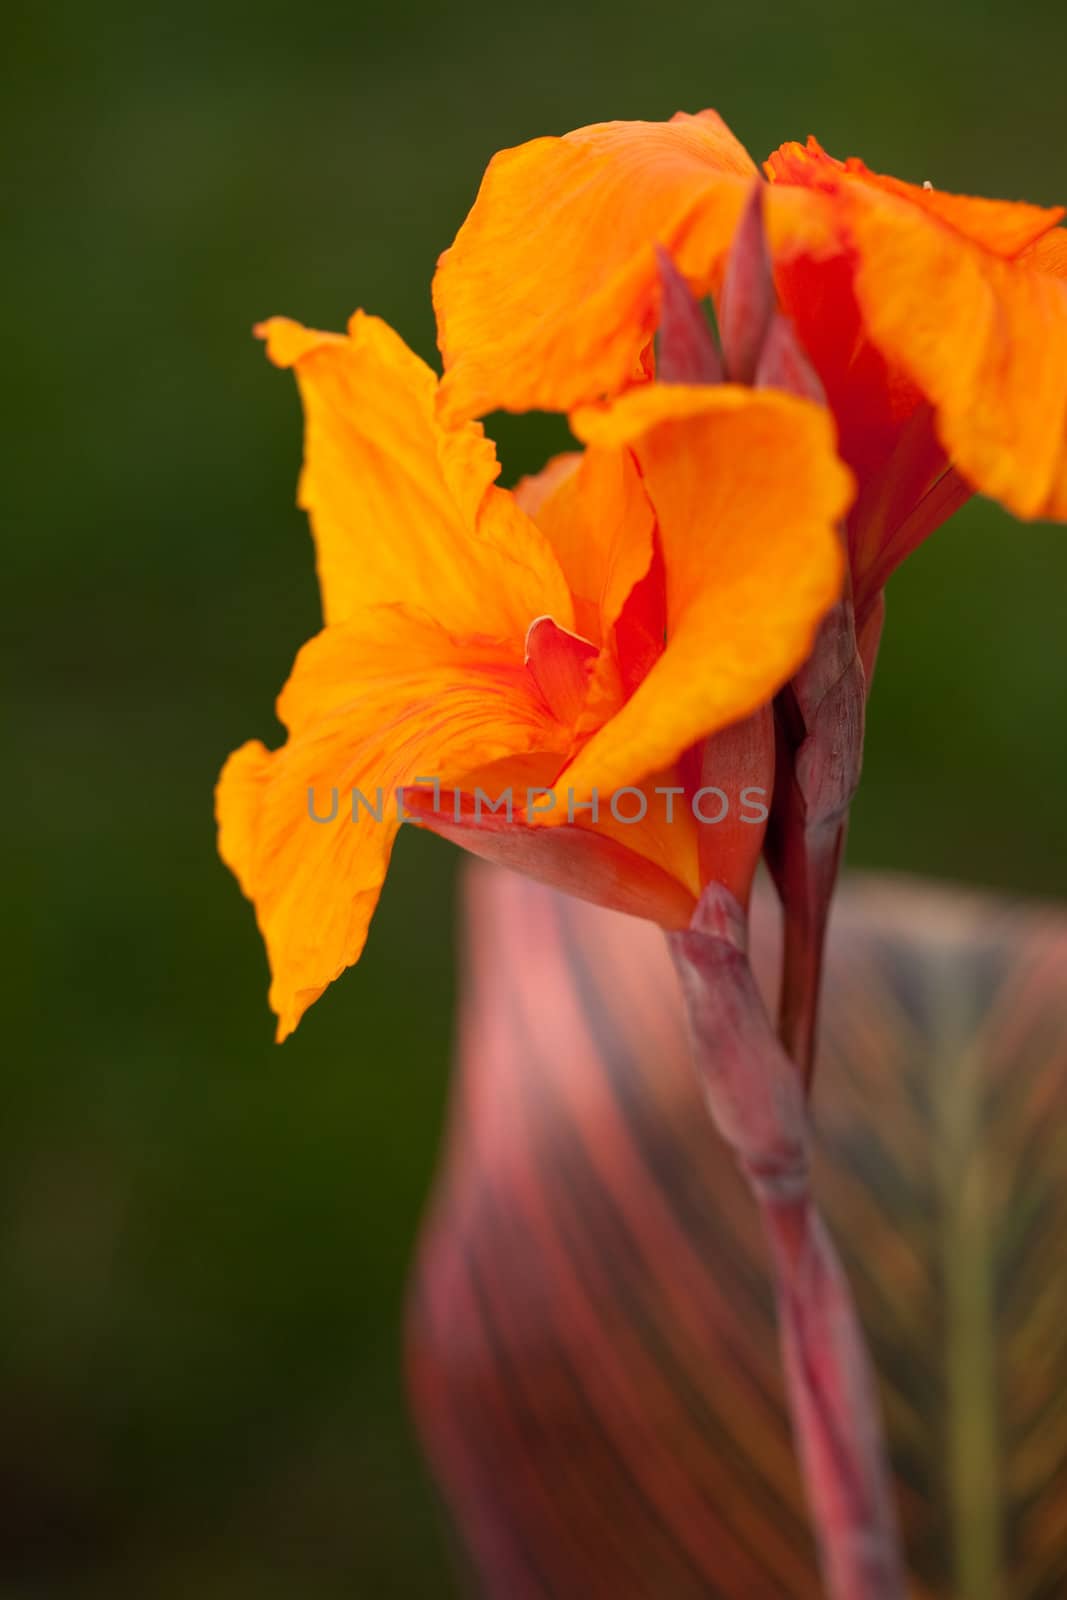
[756, 313, 827, 405]
[719, 181, 777, 385]
[653, 244, 723, 384]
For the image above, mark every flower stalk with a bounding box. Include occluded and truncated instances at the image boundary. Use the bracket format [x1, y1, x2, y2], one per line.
[669, 882, 905, 1599]
[766, 592, 869, 1085]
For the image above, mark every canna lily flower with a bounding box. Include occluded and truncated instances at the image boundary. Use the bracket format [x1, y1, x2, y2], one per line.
[434, 111, 1067, 630]
[432, 112, 1067, 1085]
[216, 312, 851, 1040]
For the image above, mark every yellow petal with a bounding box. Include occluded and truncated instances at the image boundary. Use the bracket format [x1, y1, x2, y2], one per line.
[560, 385, 851, 800]
[217, 605, 565, 1039]
[258, 311, 573, 631]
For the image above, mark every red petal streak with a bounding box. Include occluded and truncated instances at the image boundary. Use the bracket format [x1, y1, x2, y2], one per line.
[524, 615, 599, 725]
[654, 246, 724, 384]
[720, 182, 777, 384]
[612, 529, 667, 697]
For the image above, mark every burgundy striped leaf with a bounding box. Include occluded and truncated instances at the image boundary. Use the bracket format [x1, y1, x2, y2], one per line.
[406, 866, 1067, 1598]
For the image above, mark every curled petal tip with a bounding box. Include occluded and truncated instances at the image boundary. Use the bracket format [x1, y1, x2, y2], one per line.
[253, 315, 345, 369]
[524, 615, 598, 725]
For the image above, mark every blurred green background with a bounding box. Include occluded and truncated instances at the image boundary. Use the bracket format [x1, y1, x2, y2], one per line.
[5, 0, 1067, 1592]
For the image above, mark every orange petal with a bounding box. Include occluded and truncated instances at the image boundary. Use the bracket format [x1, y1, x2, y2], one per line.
[257, 312, 573, 632]
[765, 137, 1063, 257]
[764, 141, 1067, 522]
[513, 451, 583, 518]
[435, 112, 759, 422]
[521, 445, 656, 648]
[216, 606, 566, 1039]
[1020, 225, 1067, 280]
[567, 758, 704, 902]
[840, 187, 1067, 520]
[559, 385, 851, 802]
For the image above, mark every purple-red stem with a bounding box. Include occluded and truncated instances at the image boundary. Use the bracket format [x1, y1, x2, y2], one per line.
[669, 884, 905, 1600]
[774, 805, 849, 1086]
[767, 596, 868, 1086]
